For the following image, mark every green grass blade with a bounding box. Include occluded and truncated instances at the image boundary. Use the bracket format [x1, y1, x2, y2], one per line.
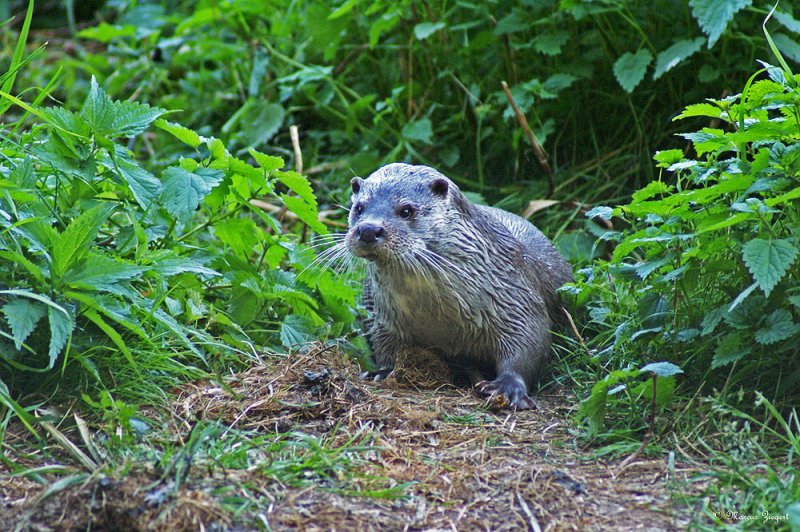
[0, 0, 34, 115]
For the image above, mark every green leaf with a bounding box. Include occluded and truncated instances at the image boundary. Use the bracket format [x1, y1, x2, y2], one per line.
[2, 299, 46, 349]
[533, 30, 570, 56]
[328, 0, 358, 20]
[787, 501, 800, 531]
[83, 308, 137, 370]
[631, 180, 671, 202]
[675, 102, 723, 120]
[653, 38, 705, 80]
[414, 22, 445, 40]
[689, 0, 752, 48]
[223, 99, 285, 148]
[775, 10, 800, 34]
[214, 218, 261, 258]
[613, 49, 653, 93]
[248, 149, 284, 173]
[0, 250, 44, 284]
[773, 33, 800, 64]
[280, 195, 328, 234]
[701, 306, 726, 335]
[711, 333, 749, 368]
[81, 77, 166, 137]
[108, 99, 168, 137]
[275, 170, 316, 206]
[577, 367, 641, 437]
[402, 118, 433, 144]
[741, 238, 798, 297]
[154, 119, 203, 148]
[494, 9, 528, 35]
[754, 309, 800, 344]
[653, 149, 685, 168]
[279, 314, 317, 349]
[640, 361, 683, 377]
[77, 23, 137, 43]
[52, 203, 116, 280]
[62, 253, 148, 290]
[47, 305, 74, 368]
[161, 166, 224, 221]
[101, 145, 162, 209]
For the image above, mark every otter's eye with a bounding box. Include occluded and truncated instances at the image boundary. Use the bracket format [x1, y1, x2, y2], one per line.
[397, 205, 415, 219]
[353, 204, 365, 216]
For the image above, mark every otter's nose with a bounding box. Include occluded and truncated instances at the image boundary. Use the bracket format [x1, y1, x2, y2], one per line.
[356, 224, 385, 244]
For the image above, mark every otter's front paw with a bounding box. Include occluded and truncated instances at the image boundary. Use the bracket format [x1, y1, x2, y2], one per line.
[359, 367, 393, 381]
[475, 373, 537, 410]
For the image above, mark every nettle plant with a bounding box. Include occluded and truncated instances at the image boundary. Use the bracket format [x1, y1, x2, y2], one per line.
[574, 52, 800, 434]
[0, 70, 354, 422]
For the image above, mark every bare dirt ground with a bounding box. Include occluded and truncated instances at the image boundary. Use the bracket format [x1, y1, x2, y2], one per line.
[2, 347, 695, 531]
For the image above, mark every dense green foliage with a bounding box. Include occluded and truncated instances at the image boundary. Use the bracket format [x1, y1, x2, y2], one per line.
[1, 0, 800, 527]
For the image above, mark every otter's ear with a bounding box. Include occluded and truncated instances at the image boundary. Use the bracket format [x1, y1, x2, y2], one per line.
[351, 176, 364, 194]
[430, 178, 449, 197]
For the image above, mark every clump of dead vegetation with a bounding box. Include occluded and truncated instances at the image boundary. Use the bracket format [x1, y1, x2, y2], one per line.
[3, 346, 692, 530]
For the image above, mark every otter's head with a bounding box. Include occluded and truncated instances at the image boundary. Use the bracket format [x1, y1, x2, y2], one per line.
[345, 163, 470, 266]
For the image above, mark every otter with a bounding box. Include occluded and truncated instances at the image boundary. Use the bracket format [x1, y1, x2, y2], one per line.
[345, 163, 573, 409]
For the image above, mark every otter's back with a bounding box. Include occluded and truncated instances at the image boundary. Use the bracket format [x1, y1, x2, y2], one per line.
[475, 205, 572, 286]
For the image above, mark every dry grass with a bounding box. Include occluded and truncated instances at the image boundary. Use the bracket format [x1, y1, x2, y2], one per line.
[2, 346, 694, 530]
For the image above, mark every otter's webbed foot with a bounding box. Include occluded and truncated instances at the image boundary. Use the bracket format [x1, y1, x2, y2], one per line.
[360, 367, 393, 381]
[475, 373, 537, 410]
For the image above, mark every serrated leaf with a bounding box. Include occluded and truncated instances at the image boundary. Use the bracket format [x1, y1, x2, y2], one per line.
[613, 49, 652, 93]
[653, 38, 705, 79]
[754, 309, 800, 344]
[52, 203, 116, 280]
[279, 314, 316, 349]
[154, 119, 202, 148]
[640, 361, 684, 377]
[742, 238, 798, 297]
[47, 305, 74, 368]
[45, 107, 92, 138]
[414, 22, 445, 40]
[675, 102, 723, 120]
[101, 145, 162, 209]
[701, 305, 727, 335]
[275, 171, 316, 206]
[712, 333, 749, 368]
[248, 148, 284, 173]
[631, 180, 671, 202]
[214, 218, 261, 258]
[494, 9, 528, 35]
[689, 0, 752, 48]
[9, 157, 36, 187]
[81, 77, 166, 137]
[2, 299, 46, 349]
[224, 99, 285, 148]
[280, 195, 328, 234]
[62, 253, 148, 290]
[108, 99, 167, 136]
[533, 30, 570, 55]
[161, 166, 224, 221]
[653, 149, 685, 167]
